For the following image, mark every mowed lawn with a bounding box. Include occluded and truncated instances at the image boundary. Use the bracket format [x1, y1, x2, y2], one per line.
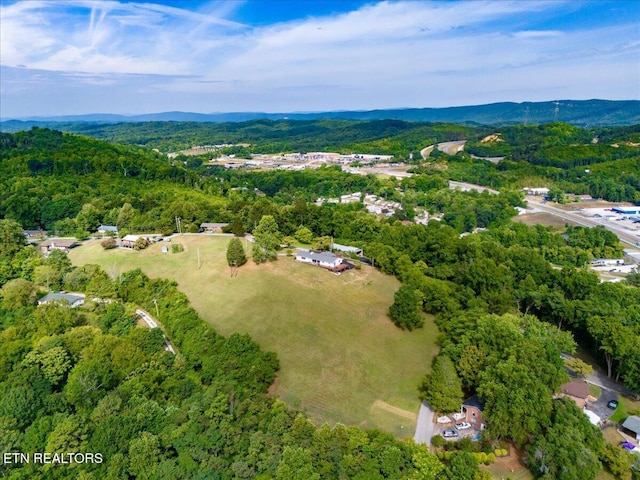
[69, 235, 439, 437]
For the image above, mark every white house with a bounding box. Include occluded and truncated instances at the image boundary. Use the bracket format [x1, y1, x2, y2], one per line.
[295, 250, 343, 269]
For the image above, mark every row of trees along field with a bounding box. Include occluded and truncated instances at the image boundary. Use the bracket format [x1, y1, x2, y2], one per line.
[1, 220, 493, 479]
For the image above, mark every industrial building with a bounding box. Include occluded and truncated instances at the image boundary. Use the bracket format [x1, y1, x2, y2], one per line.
[612, 206, 640, 215]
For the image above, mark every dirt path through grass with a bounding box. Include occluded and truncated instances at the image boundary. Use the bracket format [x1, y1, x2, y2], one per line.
[371, 400, 417, 420]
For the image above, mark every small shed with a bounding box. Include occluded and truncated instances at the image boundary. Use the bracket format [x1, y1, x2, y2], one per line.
[622, 415, 640, 441]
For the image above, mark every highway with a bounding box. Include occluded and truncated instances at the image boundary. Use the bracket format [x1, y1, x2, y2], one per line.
[528, 200, 640, 247]
[437, 140, 466, 155]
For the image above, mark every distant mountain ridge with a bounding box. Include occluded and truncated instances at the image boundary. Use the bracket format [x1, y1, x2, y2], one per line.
[2, 99, 639, 129]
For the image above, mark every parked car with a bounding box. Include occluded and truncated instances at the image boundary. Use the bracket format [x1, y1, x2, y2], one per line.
[607, 400, 619, 410]
[443, 430, 458, 438]
[455, 422, 471, 430]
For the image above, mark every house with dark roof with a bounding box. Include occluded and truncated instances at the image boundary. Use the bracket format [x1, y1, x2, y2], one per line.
[38, 292, 85, 308]
[40, 239, 78, 254]
[461, 396, 486, 430]
[559, 380, 590, 408]
[622, 416, 640, 441]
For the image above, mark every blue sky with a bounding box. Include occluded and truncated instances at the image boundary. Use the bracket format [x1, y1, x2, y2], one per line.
[0, 0, 638, 118]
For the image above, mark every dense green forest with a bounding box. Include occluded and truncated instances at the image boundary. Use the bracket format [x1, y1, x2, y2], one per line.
[2, 127, 640, 479]
[4, 119, 638, 203]
[2, 119, 480, 157]
[2, 224, 462, 479]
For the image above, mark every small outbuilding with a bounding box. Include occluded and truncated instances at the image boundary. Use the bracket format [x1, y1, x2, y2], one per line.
[622, 415, 640, 441]
[38, 292, 85, 308]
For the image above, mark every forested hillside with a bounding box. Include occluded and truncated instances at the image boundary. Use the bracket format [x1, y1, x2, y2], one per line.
[2, 120, 480, 156]
[2, 127, 640, 479]
[436, 123, 640, 203]
[1, 224, 454, 479]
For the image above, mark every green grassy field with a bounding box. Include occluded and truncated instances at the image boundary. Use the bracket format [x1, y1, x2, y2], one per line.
[69, 235, 439, 437]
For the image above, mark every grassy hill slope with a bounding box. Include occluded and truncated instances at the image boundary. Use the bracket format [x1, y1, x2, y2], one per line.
[69, 235, 439, 437]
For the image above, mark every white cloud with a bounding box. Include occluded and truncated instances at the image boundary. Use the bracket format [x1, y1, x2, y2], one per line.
[0, 0, 638, 116]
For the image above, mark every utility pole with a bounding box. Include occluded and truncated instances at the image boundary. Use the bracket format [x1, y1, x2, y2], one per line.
[153, 298, 159, 317]
[175, 216, 182, 235]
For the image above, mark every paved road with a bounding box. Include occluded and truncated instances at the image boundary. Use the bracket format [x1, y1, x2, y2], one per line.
[449, 180, 499, 195]
[414, 401, 435, 446]
[420, 144, 435, 159]
[438, 140, 466, 155]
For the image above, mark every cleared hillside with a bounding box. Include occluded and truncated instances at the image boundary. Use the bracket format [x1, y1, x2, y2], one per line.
[69, 235, 439, 437]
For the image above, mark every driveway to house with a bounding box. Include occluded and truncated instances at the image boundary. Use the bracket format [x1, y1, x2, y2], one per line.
[586, 369, 637, 398]
[586, 387, 618, 422]
[136, 308, 176, 354]
[414, 401, 435, 446]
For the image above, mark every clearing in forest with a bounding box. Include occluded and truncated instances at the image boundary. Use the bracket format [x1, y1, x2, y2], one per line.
[69, 235, 439, 437]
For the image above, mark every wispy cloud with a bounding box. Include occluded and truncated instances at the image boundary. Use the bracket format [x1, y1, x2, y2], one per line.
[0, 0, 638, 117]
